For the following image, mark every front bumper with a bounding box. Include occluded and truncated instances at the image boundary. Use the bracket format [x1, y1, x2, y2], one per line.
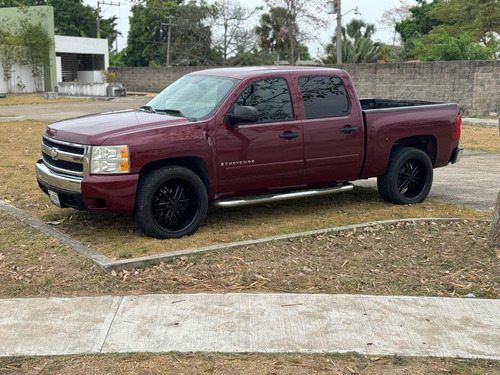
[450, 147, 464, 164]
[36, 159, 139, 212]
[36, 160, 85, 209]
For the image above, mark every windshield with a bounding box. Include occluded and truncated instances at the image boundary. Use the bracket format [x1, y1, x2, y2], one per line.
[145, 75, 240, 120]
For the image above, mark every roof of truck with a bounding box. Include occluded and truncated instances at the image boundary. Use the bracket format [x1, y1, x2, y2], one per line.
[189, 66, 344, 79]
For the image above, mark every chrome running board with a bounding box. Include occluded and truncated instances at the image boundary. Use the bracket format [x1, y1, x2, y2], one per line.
[212, 183, 354, 208]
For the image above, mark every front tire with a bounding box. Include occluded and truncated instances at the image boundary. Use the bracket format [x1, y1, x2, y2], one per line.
[377, 147, 433, 205]
[134, 166, 208, 239]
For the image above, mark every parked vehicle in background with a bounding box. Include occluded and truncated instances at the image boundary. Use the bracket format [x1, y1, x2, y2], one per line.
[36, 67, 463, 238]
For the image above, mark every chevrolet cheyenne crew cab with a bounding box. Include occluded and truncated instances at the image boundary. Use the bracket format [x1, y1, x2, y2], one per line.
[36, 67, 463, 239]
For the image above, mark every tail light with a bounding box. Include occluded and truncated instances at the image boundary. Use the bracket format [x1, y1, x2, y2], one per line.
[455, 114, 462, 140]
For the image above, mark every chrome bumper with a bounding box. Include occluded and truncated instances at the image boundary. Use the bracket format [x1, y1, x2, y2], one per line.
[450, 147, 464, 164]
[36, 161, 83, 193]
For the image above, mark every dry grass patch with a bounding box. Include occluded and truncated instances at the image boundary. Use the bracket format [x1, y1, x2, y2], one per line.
[461, 125, 500, 153]
[1, 211, 498, 299]
[1, 352, 500, 375]
[0, 94, 92, 106]
[0, 120, 492, 259]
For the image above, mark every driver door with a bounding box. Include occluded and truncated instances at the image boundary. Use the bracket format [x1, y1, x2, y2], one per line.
[216, 76, 304, 198]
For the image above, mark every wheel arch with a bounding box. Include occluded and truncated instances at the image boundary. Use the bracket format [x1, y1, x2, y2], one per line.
[391, 135, 437, 166]
[139, 157, 210, 196]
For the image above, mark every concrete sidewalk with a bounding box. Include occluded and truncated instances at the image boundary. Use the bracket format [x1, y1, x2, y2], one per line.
[1, 293, 499, 359]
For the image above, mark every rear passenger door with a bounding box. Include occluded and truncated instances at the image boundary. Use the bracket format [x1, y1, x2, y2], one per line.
[299, 75, 364, 185]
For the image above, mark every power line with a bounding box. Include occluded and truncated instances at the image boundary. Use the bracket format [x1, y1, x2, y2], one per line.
[97, 1, 120, 38]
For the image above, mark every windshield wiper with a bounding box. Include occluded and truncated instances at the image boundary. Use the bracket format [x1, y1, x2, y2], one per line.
[139, 105, 157, 113]
[155, 108, 186, 118]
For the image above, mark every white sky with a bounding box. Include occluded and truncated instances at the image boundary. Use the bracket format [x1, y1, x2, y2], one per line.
[82, 0, 417, 57]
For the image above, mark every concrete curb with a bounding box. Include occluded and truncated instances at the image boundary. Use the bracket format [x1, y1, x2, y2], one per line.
[1, 200, 476, 272]
[462, 117, 498, 128]
[0, 200, 111, 268]
[0, 116, 24, 122]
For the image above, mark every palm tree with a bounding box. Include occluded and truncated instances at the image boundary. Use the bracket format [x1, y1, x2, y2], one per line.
[324, 19, 381, 63]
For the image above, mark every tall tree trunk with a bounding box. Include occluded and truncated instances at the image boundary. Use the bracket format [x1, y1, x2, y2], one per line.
[490, 191, 500, 249]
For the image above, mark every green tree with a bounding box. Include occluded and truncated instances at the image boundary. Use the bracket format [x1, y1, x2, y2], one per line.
[395, 0, 442, 53]
[18, 20, 52, 91]
[255, 6, 310, 64]
[429, 0, 500, 43]
[0, 28, 22, 93]
[413, 29, 498, 61]
[123, 0, 220, 67]
[0, 0, 119, 47]
[395, 0, 500, 60]
[324, 19, 381, 64]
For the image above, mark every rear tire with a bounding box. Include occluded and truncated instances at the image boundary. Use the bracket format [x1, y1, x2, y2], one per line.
[134, 166, 208, 239]
[377, 147, 433, 205]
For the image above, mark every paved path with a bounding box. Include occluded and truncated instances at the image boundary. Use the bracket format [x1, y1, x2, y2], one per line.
[1, 293, 499, 359]
[356, 150, 500, 212]
[0, 96, 150, 123]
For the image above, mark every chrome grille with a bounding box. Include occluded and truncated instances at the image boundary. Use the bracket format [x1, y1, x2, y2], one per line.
[41, 136, 89, 177]
[42, 154, 84, 173]
[42, 137, 85, 155]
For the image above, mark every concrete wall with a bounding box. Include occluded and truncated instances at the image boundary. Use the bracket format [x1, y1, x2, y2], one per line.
[77, 71, 104, 83]
[57, 82, 124, 97]
[112, 60, 500, 115]
[111, 66, 210, 93]
[0, 62, 41, 93]
[57, 82, 108, 96]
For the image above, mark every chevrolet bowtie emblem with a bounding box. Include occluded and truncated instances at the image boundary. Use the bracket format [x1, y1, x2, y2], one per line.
[48, 147, 59, 159]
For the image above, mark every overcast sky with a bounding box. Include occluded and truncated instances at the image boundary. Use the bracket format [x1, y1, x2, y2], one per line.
[83, 0, 417, 57]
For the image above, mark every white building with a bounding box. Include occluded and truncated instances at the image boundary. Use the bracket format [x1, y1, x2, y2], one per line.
[1, 35, 110, 95]
[55, 35, 109, 84]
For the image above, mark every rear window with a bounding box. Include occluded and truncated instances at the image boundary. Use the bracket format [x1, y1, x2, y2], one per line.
[298, 76, 350, 119]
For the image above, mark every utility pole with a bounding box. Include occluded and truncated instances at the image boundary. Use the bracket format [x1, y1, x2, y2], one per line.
[161, 16, 177, 68]
[97, 1, 120, 39]
[336, 0, 342, 64]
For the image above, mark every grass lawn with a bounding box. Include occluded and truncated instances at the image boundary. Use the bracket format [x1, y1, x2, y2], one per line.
[460, 125, 500, 153]
[1, 352, 500, 375]
[0, 94, 92, 106]
[0, 120, 492, 259]
[1, 210, 498, 299]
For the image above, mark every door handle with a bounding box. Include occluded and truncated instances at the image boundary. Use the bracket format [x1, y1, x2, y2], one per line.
[340, 125, 358, 133]
[279, 132, 299, 139]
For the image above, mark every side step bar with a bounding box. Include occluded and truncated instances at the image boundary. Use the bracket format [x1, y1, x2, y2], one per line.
[212, 183, 354, 208]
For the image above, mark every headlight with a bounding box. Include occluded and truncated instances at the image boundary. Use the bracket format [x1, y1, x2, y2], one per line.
[90, 145, 130, 174]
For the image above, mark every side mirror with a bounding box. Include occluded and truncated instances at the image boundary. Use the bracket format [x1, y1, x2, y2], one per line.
[226, 106, 259, 128]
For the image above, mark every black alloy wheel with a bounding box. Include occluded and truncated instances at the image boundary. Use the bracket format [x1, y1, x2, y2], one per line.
[152, 179, 199, 232]
[396, 159, 428, 200]
[377, 147, 433, 205]
[134, 166, 208, 239]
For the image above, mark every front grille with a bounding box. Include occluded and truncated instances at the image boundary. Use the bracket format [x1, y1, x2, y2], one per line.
[43, 137, 84, 155]
[41, 136, 87, 176]
[42, 154, 84, 173]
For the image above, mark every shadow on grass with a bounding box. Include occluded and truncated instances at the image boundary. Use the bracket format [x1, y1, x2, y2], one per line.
[39, 187, 489, 259]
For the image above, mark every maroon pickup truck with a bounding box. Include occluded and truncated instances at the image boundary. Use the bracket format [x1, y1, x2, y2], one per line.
[36, 67, 463, 239]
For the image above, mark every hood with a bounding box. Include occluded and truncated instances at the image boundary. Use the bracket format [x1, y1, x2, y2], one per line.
[44, 109, 190, 145]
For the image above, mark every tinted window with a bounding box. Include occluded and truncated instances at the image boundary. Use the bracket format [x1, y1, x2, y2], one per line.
[233, 78, 294, 123]
[299, 76, 350, 119]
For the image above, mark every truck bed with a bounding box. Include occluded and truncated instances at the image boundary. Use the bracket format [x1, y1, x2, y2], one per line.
[360, 98, 456, 112]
